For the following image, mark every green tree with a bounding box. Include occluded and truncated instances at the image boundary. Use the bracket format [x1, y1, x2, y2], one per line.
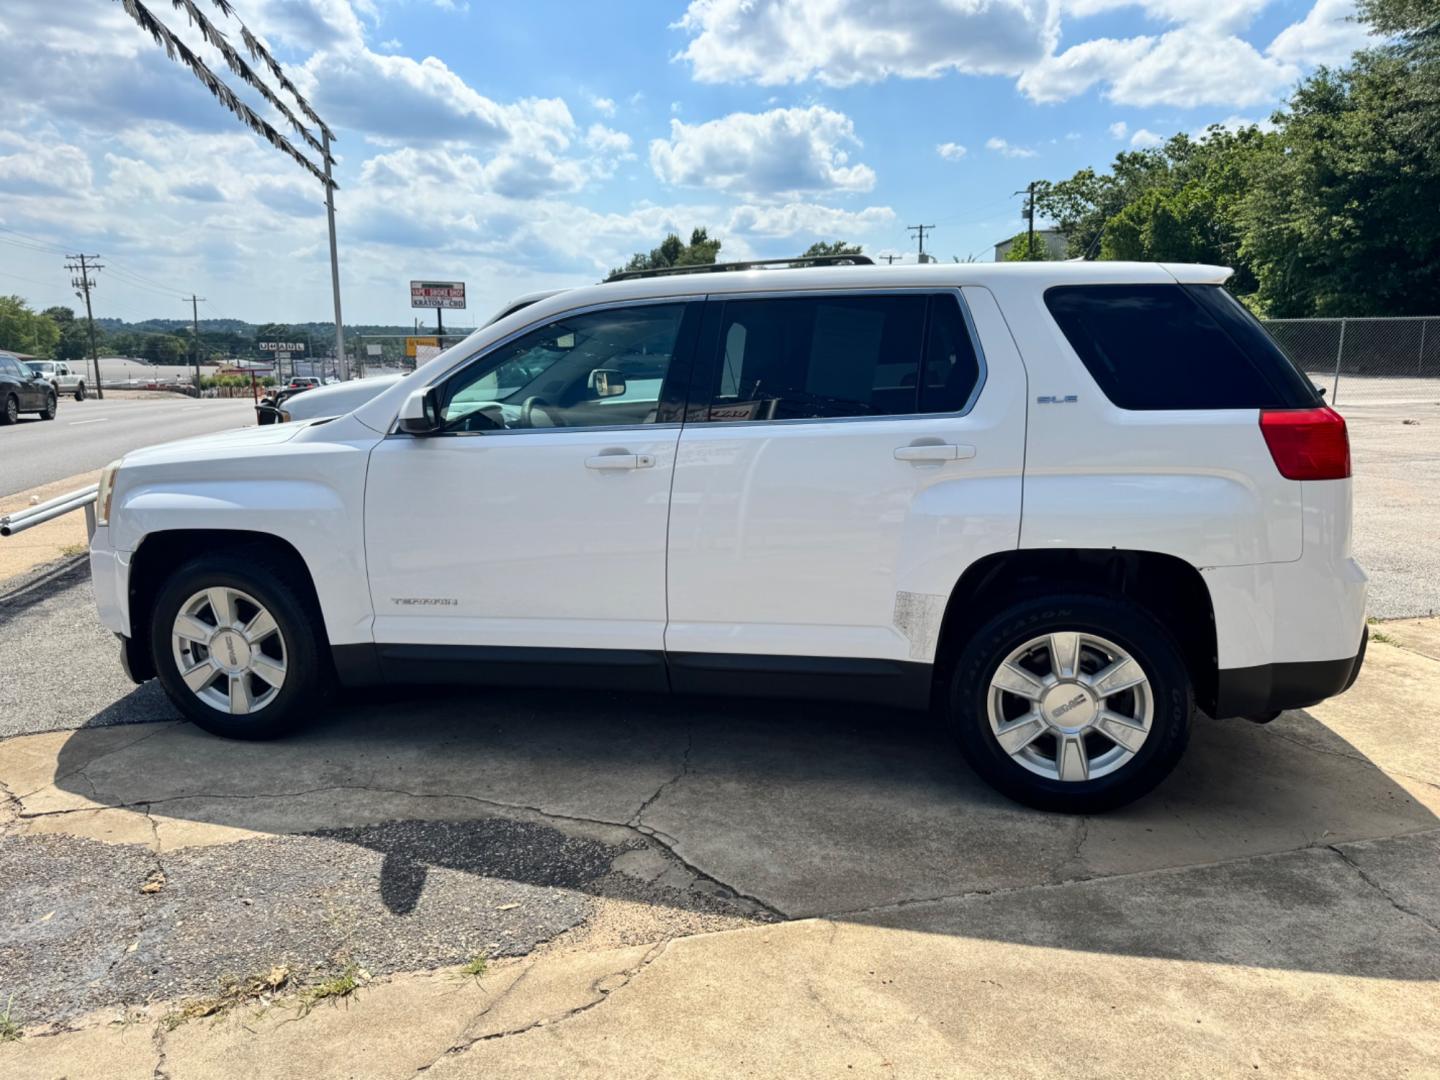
[803, 240, 863, 257]
[141, 333, 188, 364]
[609, 227, 722, 279]
[1240, 50, 1440, 315]
[0, 296, 61, 356]
[41, 306, 95, 363]
[1355, 0, 1439, 37]
[1002, 232, 1052, 261]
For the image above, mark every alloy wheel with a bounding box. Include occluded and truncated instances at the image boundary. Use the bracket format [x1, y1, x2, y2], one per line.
[171, 586, 288, 715]
[986, 630, 1153, 783]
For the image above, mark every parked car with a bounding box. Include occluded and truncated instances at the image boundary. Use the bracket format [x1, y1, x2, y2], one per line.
[88, 259, 1367, 812]
[286, 377, 321, 391]
[24, 360, 88, 400]
[0, 351, 58, 423]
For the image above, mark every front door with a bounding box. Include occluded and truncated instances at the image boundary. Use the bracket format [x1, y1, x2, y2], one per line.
[364, 299, 701, 684]
[664, 287, 1027, 701]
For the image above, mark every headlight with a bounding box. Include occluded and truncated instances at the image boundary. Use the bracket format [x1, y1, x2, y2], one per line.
[96, 459, 122, 527]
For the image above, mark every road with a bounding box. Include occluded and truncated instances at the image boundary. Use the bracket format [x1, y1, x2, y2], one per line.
[0, 396, 256, 496]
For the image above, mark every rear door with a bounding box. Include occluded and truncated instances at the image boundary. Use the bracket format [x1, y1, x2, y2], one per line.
[664, 287, 1027, 701]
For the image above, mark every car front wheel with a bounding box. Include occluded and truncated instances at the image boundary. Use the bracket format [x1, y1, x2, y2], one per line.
[948, 594, 1192, 813]
[150, 551, 326, 739]
[40, 393, 57, 420]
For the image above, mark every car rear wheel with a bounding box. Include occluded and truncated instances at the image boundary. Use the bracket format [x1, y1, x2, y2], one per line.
[1, 395, 17, 425]
[948, 594, 1192, 813]
[75, 383, 86, 401]
[150, 551, 326, 739]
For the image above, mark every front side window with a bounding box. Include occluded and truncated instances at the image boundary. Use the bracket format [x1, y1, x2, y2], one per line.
[438, 303, 688, 433]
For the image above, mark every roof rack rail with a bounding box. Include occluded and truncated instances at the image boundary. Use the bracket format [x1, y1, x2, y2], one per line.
[607, 253, 874, 282]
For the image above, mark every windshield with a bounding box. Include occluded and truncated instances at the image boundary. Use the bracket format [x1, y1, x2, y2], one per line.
[25, 362, 53, 374]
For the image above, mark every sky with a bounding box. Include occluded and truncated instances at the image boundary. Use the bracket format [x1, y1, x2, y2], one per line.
[0, 0, 1375, 327]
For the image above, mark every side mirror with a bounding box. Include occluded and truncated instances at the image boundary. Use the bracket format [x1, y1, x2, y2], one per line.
[397, 387, 443, 435]
[588, 369, 627, 398]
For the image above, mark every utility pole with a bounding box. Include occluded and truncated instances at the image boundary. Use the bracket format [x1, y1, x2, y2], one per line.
[881, 254, 901, 265]
[65, 255, 104, 400]
[908, 224, 935, 264]
[1015, 182, 1037, 259]
[186, 294, 206, 394]
[322, 130, 347, 381]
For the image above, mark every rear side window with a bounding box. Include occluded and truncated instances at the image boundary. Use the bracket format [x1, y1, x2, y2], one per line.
[1044, 284, 1319, 410]
[704, 292, 981, 422]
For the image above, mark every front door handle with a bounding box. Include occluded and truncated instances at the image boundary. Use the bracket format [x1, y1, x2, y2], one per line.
[585, 453, 655, 470]
[894, 443, 976, 462]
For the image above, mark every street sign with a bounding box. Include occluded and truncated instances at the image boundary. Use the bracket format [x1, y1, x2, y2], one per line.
[405, 336, 439, 357]
[410, 281, 466, 309]
[259, 341, 306, 352]
[366, 344, 383, 357]
[276, 352, 291, 363]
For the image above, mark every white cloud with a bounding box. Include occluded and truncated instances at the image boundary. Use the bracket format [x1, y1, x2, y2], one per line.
[675, 0, 1059, 86]
[725, 202, 897, 238]
[1268, 0, 1375, 66]
[936, 141, 968, 161]
[649, 107, 876, 197]
[0, 131, 93, 196]
[1020, 28, 1297, 106]
[1059, 0, 1265, 34]
[1129, 127, 1164, 147]
[585, 124, 633, 155]
[986, 136, 1037, 158]
[591, 95, 617, 116]
[1108, 120, 1129, 139]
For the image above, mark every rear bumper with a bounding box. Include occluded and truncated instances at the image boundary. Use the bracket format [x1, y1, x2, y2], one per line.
[1212, 626, 1367, 718]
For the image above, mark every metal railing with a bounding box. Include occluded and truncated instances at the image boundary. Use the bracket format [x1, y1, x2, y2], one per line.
[1261, 316, 1440, 406]
[0, 484, 98, 538]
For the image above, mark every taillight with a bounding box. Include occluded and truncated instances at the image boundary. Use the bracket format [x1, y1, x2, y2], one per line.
[1259, 406, 1351, 480]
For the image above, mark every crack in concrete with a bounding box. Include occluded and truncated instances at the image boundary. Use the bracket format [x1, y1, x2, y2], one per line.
[411, 939, 672, 1075]
[1261, 728, 1440, 793]
[16, 779, 788, 919]
[1328, 843, 1440, 937]
[13, 722, 185, 802]
[151, 1017, 171, 1080]
[628, 730, 693, 828]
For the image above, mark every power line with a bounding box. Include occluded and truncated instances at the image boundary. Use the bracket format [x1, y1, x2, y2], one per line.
[64, 254, 105, 401]
[908, 224, 936, 264]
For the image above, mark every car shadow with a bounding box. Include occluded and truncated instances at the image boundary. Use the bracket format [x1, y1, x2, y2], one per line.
[43, 680, 1440, 981]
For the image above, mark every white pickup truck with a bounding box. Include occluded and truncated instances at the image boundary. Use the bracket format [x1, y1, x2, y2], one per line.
[24, 360, 88, 400]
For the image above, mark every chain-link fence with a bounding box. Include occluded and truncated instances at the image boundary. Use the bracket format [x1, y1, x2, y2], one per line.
[1261, 316, 1440, 406]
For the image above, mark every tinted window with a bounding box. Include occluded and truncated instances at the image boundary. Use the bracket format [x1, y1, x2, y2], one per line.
[1045, 284, 1320, 410]
[439, 303, 688, 433]
[706, 294, 926, 421]
[921, 294, 983, 413]
[0, 357, 20, 377]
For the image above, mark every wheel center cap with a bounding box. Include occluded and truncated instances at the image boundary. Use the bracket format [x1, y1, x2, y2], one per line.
[1041, 682, 1097, 731]
[211, 629, 252, 674]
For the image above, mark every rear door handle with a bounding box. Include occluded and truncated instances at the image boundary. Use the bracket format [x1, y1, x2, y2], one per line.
[894, 443, 976, 462]
[585, 453, 655, 470]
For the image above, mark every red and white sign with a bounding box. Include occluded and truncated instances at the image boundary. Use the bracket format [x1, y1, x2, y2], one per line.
[410, 280, 467, 309]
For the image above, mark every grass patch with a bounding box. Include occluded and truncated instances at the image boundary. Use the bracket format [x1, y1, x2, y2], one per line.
[295, 963, 362, 1017]
[59, 542, 89, 558]
[161, 965, 291, 1031]
[457, 953, 489, 980]
[0, 996, 21, 1042]
[1370, 629, 1397, 645]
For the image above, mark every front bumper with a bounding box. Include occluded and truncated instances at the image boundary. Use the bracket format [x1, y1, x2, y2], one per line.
[1212, 626, 1368, 718]
[88, 527, 132, 637]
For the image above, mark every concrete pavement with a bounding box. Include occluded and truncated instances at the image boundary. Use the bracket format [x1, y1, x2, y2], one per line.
[1, 616, 1437, 1076]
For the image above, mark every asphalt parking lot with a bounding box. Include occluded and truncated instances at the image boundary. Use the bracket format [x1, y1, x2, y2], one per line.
[1, 550, 1439, 1076]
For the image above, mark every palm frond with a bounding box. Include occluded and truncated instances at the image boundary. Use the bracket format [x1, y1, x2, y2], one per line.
[116, 0, 334, 188]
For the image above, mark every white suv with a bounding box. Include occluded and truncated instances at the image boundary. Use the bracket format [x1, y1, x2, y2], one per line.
[88, 260, 1367, 812]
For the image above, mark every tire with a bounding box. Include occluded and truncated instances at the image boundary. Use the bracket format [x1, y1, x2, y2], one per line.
[150, 549, 327, 739]
[75, 383, 86, 401]
[40, 393, 57, 420]
[1, 395, 16, 425]
[947, 594, 1192, 813]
